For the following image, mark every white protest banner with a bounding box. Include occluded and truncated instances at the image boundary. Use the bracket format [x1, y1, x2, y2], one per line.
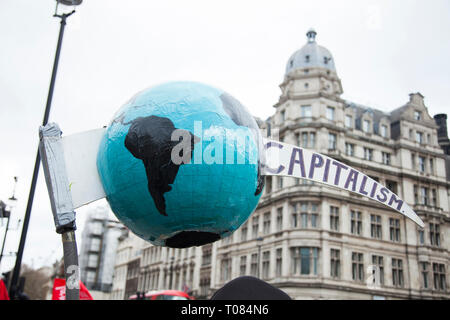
[263, 138, 424, 228]
[61, 128, 106, 208]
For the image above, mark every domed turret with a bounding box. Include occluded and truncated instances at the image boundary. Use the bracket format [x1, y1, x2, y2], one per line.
[285, 29, 336, 75]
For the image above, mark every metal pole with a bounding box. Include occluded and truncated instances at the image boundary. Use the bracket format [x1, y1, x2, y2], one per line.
[62, 231, 79, 300]
[9, 11, 74, 300]
[0, 212, 11, 267]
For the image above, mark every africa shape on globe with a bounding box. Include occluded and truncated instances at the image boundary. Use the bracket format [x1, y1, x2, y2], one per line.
[97, 81, 265, 248]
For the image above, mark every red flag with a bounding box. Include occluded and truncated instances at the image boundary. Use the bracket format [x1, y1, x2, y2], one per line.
[51, 278, 93, 300]
[0, 279, 9, 300]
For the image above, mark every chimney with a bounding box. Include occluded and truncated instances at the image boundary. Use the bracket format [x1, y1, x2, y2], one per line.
[434, 114, 449, 142]
[409, 92, 425, 107]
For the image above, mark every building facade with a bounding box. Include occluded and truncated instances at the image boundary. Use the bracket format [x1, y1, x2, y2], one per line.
[109, 230, 132, 300]
[79, 206, 127, 297]
[137, 244, 200, 297]
[111, 29, 449, 300]
[211, 29, 449, 299]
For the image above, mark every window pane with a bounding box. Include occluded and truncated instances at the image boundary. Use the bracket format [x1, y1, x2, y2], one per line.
[414, 111, 421, 120]
[381, 125, 387, 137]
[301, 213, 308, 228]
[416, 132, 423, 143]
[311, 214, 317, 227]
[300, 248, 310, 275]
[310, 133, 316, 148]
[313, 248, 318, 275]
[301, 105, 312, 118]
[345, 115, 352, 128]
[301, 132, 308, 147]
[328, 133, 336, 150]
[326, 107, 335, 120]
[363, 120, 370, 132]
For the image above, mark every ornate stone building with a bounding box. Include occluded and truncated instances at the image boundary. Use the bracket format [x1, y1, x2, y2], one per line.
[110, 230, 146, 300]
[212, 29, 449, 299]
[79, 206, 127, 298]
[112, 29, 449, 300]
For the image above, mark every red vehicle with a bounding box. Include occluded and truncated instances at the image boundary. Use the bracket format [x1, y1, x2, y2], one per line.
[129, 290, 194, 300]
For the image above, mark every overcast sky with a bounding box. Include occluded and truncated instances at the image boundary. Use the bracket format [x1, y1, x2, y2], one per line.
[0, 0, 449, 273]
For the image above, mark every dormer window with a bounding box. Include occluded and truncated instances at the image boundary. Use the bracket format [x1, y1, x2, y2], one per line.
[381, 124, 388, 138]
[305, 55, 310, 63]
[363, 120, 370, 133]
[414, 111, 422, 121]
[345, 115, 353, 128]
[289, 60, 294, 68]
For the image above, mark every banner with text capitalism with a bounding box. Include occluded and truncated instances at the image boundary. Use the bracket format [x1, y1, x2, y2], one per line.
[263, 138, 424, 227]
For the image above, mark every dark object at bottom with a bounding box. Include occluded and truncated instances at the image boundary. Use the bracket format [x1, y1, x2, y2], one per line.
[211, 276, 292, 300]
[16, 292, 30, 300]
[165, 231, 220, 248]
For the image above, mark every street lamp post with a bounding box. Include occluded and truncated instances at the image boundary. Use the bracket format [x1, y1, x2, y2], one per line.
[1, 177, 19, 268]
[8, 0, 82, 300]
[0, 177, 19, 277]
[9, 177, 18, 202]
[0, 201, 11, 268]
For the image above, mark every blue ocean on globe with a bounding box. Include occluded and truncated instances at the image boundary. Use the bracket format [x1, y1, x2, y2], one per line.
[97, 81, 265, 248]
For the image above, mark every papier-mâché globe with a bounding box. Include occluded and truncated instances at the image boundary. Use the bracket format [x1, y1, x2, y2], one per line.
[96, 81, 265, 248]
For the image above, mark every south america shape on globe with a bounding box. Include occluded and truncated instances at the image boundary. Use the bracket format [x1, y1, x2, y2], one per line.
[97, 81, 265, 248]
[124, 115, 199, 217]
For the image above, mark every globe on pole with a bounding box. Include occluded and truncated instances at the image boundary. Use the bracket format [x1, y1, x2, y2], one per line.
[97, 81, 265, 248]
